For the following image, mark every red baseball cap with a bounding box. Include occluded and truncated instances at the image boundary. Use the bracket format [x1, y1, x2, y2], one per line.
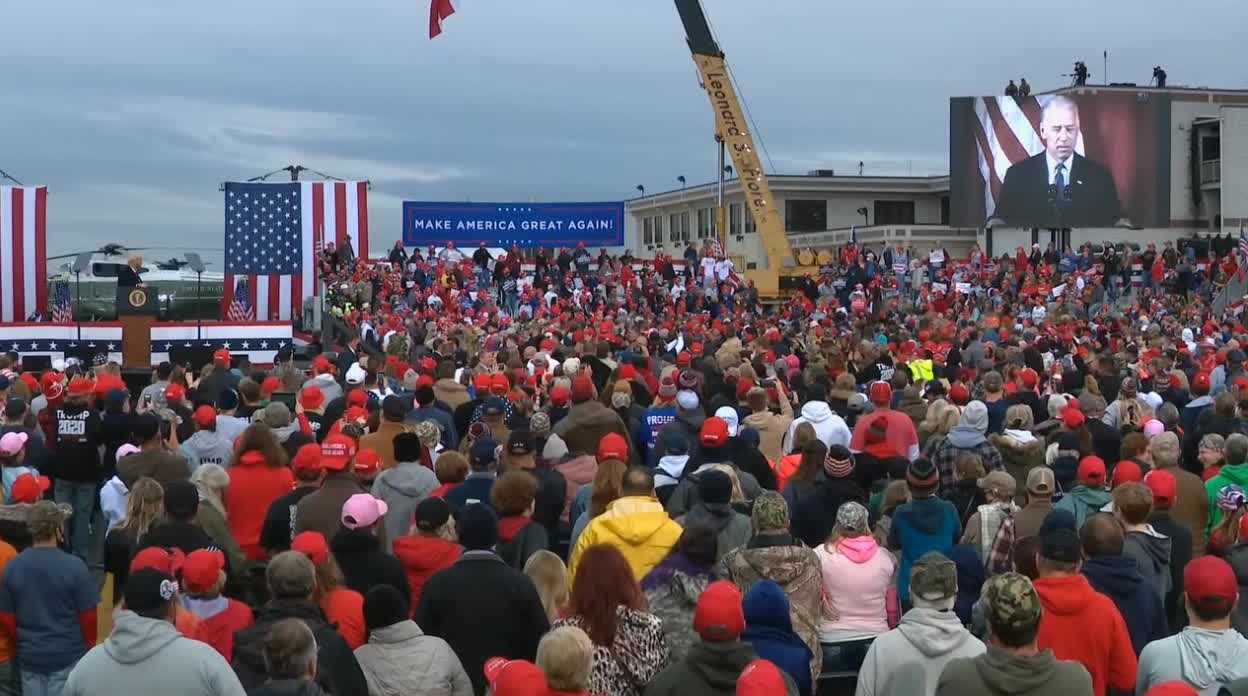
[67, 377, 95, 397]
[1019, 368, 1039, 388]
[482, 658, 547, 696]
[181, 549, 226, 594]
[291, 443, 323, 474]
[948, 383, 970, 405]
[571, 375, 595, 403]
[737, 660, 788, 696]
[694, 580, 745, 641]
[1193, 372, 1212, 393]
[9, 473, 50, 504]
[261, 376, 281, 395]
[676, 352, 692, 367]
[346, 389, 369, 408]
[313, 355, 333, 374]
[1184, 555, 1238, 614]
[301, 386, 325, 410]
[869, 381, 892, 406]
[212, 348, 231, 366]
[192, 405, 217, 428]
[320, 433, 357, 471]
[473, 372, 492, 393]
[130, 546, 186, 576]
[1078, 456, 1106, 485]
[549, 386, 570, 407]
[1111, 460, 1143, 487]
[618, 364, 637, 381]
[701, 417, 730, 448]
[416, 374, 435, 389]
[164, 383, 186, 403]
[1061, 406, 1085, 429]
[354, 448, 382, 477]
[597, 433, 629, 463]
[490, 373, 511, 395]
[1144, 469, 1177, 509]
[291, 531, 330, 566]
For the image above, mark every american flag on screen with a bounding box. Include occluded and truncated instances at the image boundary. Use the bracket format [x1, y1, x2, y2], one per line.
[970, 95, 1087, 222]
[227, 277, 256, 322]
[222, 181, 369, 321]
[0, 186, 48, 323]
[51, 280, 72, 324]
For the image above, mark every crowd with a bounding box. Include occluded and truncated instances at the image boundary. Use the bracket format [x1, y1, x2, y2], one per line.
[0, 233, 1247, 695]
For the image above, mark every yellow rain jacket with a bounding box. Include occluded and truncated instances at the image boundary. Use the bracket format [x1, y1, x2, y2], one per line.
[568, 496, 683, 588]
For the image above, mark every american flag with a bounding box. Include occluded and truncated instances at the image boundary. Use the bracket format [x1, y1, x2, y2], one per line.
[226, 277, 255, 321]
[51, 280, 73, 324]
[0, 186, 48, 323]
[1238, 221, 1247, 260]
[222, 181, 369, 321]
[968, 95, 1086, 223]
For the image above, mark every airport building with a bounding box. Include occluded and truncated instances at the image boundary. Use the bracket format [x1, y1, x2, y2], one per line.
[624, 84, 1248, 263]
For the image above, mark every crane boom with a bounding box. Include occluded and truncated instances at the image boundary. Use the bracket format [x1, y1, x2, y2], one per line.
[674, 0, 791, 296]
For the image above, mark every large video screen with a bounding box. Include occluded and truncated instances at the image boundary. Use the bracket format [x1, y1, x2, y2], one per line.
[949, 92, 1170, 229]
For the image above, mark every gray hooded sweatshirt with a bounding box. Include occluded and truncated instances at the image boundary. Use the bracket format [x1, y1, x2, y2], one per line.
[858, 607, 985, 696]
[1135, 626, 1248, 695]
[372, 462, 439, 553]
[180, 431, 235, 472]
[63, 610, 245, 696]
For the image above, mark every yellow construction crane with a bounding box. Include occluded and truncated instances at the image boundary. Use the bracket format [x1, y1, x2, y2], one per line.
[673, 0, 797, 297]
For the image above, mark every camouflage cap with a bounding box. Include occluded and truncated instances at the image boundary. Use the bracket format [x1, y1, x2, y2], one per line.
[529, 411, 551, 435]
[910, 552, 957, 601]
[982, 572, 1042, 634]
[414, 420, 441, 447]
[750, 491, 789, 532]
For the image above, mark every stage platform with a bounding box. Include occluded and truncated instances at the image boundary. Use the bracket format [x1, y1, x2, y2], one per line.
[0, 321, 296, 366]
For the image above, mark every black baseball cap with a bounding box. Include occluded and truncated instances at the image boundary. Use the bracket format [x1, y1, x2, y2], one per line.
[507, 430, 535, 457]
[415, 497, 451, 532]
[381, 395, 406, 422]
[125, 567, 178, 614]
[482, 398, 506, 417]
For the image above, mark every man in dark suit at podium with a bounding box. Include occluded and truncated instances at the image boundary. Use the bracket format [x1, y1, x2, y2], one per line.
[989, 96, 1124, 228]
[116, 255, 145, 288]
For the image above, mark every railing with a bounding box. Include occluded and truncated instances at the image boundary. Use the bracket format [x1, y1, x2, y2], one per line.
[786, 224, 980, 250]
[1201, 160, 1221, 184]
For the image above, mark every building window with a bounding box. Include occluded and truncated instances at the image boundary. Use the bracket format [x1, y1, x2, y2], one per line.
[940, 196, 950, 226]
[1202, 135, 1220, 162]
[697, 207, 717, 239]
[744, 204, 756, 234]
[729, 204, 742, 236]
[643, 217, 653, 245]
[873, 200, 916, 226]
[651, 215, 663, 244]
[784, 199, 827, 232]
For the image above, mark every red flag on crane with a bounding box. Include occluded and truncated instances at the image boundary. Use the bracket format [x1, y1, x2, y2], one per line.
[429, 0, 457, 39]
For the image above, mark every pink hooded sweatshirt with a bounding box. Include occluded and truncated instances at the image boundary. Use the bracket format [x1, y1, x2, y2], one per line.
[814, 535, 895, 638]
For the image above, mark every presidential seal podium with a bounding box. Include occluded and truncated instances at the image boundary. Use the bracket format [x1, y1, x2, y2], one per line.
[117, 286, 159, 368]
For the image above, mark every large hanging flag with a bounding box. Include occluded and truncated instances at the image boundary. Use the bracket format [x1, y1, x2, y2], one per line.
[0, 186, 48, 323]
[222, 181, 369, 321]
[430, 0, 458, 38]
[51, 280, 73, 324]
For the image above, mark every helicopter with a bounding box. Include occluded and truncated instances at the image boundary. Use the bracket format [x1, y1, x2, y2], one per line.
[47, 243, 226, 321]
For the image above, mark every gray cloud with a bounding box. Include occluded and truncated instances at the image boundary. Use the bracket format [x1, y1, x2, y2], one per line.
[1, 0, 1243, 261]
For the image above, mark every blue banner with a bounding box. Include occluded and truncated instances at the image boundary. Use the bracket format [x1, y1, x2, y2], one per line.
[402, 201, 625, 248]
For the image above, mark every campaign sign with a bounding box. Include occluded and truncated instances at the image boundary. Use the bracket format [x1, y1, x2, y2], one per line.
[403, 201, 625, 248]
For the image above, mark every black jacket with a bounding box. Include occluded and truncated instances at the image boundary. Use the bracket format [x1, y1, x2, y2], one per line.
[329, 528, 411, 607]
[789, 475, 868, 549]
[1150, 511, 1193, 633]
[644, 640, 760, 696]
[532, 467, 566, 545]
[232, 598, 368, 696]
[138, 519, 217, 556]
[416, 551, 550, 695]
[991, 152, 1123, 227]
[260, 487, 318, 554]
[104, 527, 141, 606]
[1081, 555, 1168, 655]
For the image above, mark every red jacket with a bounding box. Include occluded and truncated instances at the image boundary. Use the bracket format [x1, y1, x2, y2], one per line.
[225, 451, 296, 560]
[393, 535, 461, 611]
[187, 598, 253, 660]
[320, 587, 366, 650]
[1035, 573, 1137, 696]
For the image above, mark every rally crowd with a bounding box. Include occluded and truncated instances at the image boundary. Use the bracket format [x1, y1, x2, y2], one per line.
[0, 234, 1247, 696]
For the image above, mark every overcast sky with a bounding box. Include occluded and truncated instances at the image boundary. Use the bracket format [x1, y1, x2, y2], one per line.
[3, 0, 1244, 262]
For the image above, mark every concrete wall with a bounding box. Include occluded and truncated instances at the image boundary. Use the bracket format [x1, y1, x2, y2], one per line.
[1222, 106, 1248, 231]
[1170, 100, 1223, 225]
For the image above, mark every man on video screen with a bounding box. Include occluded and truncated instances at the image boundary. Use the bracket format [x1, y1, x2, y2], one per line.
[990, 96, 1123, 227]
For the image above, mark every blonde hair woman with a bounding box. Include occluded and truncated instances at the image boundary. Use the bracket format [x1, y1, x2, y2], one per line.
[103, 477, 163, 605]
[524, 550, 570, 621]
[192, 464, 246, 574]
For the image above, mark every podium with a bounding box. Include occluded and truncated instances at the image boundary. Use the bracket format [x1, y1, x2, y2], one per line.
[117, 286, 159, 368]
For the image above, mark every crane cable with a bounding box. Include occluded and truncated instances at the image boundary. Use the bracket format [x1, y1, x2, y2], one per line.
[702, 8, 778, 177]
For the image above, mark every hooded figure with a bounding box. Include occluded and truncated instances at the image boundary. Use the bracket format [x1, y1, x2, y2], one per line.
[858, 552, 985, 696]
[932, 401, 1004, 496]
[676, 470, 753, 560]
[741, 581, 814, 696]
[782, 395, 852, 454]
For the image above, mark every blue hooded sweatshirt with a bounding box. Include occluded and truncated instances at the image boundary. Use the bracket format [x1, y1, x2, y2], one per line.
[742, 580, 814, 696]
[888, 495, 961, 602]
[1082, 554, 1169, 655]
